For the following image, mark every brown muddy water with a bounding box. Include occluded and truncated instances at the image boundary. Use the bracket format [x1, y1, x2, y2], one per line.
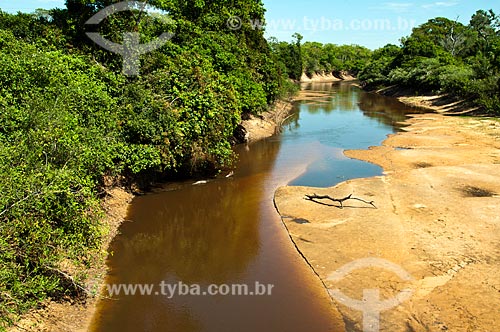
[90, 83, 419, 332]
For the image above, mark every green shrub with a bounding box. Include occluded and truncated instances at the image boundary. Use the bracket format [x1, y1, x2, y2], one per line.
[0, 30, 121, 324]
[0, 0, 293, 325]
[360, 10, 500, 115]
[438, 65, 475, 95]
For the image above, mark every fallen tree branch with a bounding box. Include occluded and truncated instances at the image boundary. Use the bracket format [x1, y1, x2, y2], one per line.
[44, 266, 92, 296]
[44, 266, 118, 301]
[304, 193, 377, 209]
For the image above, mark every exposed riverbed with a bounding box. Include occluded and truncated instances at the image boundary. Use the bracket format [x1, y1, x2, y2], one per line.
[89, 83, 421, 332]
[275, 112, 500, 331]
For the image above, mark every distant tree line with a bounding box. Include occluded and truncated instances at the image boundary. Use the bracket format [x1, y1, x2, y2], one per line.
[268, 34, 373, 79]
[358, 10, 500, 114]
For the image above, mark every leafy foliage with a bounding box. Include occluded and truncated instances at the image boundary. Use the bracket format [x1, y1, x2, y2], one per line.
[0, 0, 293, 326]
[301, 43, 372, 75]
[268, 33, 303, 80]
[269, 36, 372, 79]
[359, 10, 500, 114]
[0, 29, 123, 324]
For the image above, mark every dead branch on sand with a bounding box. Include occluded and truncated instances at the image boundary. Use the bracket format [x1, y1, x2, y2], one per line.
[304, 194, 377, 209]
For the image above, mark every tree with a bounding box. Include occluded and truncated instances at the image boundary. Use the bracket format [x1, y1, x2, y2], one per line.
[360, 10, 500, 114]
[358, 44, 401, 88]
[0, 1, 294, 325]
[302, 41, 324, 74]
[470, 10, 498, 51]
[290, 33, 303, 79]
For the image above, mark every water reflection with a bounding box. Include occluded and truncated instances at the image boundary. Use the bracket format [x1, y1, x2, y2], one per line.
[91, 134, 342, 332]
[110, 180, 261, 284]
[299, 82, 422, 128]
[358, 91, 422, 129]
[287, 82, 421, 187]
[300, 83, 359, 113]
[91, 82, 419, 332]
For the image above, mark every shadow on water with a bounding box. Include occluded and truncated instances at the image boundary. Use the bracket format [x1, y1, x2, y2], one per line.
[90, 82, 420, 332]
[91, 136, 343, 332]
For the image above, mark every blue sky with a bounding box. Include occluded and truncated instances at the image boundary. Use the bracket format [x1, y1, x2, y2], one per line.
[2, 0, 500, 49]
[263, 0, 500, 48]
[0, 0, 65, 13]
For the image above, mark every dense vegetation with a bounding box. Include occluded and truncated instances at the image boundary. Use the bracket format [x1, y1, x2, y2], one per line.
[300, 42, 371, 76]
[269, 34, 372, 79]
[1, 0, 499, 327]
[359, 10, 500, 114]
[0, 0, 297, 326]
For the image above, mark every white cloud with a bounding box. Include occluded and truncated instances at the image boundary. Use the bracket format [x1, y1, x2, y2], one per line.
[421, 1, 459, 9]
[382, 2, 415, 13]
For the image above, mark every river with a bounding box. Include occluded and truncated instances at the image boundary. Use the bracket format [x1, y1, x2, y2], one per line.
[90, 82, 418, 332]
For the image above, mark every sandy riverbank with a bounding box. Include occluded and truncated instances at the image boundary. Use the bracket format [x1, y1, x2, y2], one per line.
[274, 114, 500, 331]
[375, 85, 481, 115]
[239, 100, 295, 142]
[300, 71, 357, 83]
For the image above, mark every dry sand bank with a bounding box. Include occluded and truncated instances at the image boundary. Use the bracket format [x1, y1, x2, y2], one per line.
[275, 114, 500, 331]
